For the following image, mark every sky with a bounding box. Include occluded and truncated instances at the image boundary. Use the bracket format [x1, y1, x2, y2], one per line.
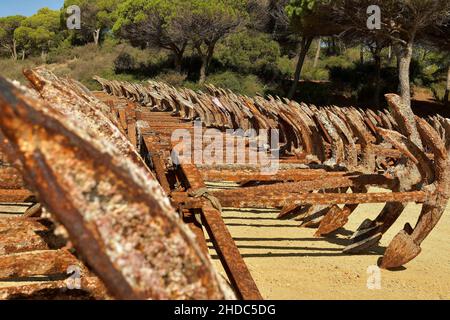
[0, 0, 64, 17]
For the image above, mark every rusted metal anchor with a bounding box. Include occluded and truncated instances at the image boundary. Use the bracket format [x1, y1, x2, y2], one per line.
[380, 117, 450, 268]
[0, 76, 226, 300]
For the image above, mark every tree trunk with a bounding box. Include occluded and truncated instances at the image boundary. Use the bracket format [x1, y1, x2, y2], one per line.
[173, 44, 186, 74]
[93, 29, 100, 46]
[41, 50, 47, 62]
[445, 64, 450, 106]
[360, 45, 365, 64]
[199, 55, 208, 84]
[387, 46, 393, 65]
[21, 50, 25, 60]
[373, 46, 382, 107]
[313, 38, 321, 68]
[174, 52, 183, 73]
[331, 37, 337, 55]
[198, 43, 215, 85]
[288, 37, 313, 99]
[12, 39, 17, 60]
[397, 41, 414, 108]
[421, 49, 428, 63]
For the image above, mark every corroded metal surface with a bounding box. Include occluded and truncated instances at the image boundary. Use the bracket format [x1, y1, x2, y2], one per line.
[96, 76, 449, 272]
[0, 68, 448, 301]
[0, 74, 225, 300]
[0, 214, 109, 300]
[178, 163, 263, 300]
[0, 278, 109, 300]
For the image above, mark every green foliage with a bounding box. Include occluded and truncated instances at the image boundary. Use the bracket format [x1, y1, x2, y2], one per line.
[0, 15, 25, 31]
[322, 55, 355, 69]
[13, 8, 62, 58]
[215, 31, 281, 75]
[410, 50, 449, 87]
[286, 0, 332, 28]
[328, 62, 398, 103]
[276, 56, 295, 78]
[0, 0, 449, 110]
[113, 0, 184, 34]
[96, 0, 120, 28]
[114, 0, 248, 83]
[113, 0, 189, 67]
[114, 52, 136, 73]
[46, 38, 74, 63]
[430, 81, 447, 102]
[0, 15, 26, 57]
[205, 71, 265, 96]
[301, 61, 329, 81]
[0, 57, 41, 81]
[188, 0, 248, 23]
[13, 26, 36, 55]
[0, 15, 26, 40]
[155, 71, 187, 87]
[63, 0, 120, 45]
[22, 8, 60, 32]
[286, 0, 318, 17]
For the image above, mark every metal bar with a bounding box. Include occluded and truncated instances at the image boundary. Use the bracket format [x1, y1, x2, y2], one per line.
[208, 174, 394, 196]
[0, 189, 34, 202]
[179, 164, 263, 300]
[215, 191, 427, 208]
[0, 75, 225, 300]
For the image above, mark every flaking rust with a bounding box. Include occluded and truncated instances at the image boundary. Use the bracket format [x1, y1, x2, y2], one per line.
[98, 76, 450, 271]
[0, 67, 448, 301]
[380, 117, 450, 268]
[0, 278, 109, 300]
[0, 77, 225, 300]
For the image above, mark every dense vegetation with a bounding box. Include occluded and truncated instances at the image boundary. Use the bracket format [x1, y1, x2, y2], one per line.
[0, 0, 449, 108]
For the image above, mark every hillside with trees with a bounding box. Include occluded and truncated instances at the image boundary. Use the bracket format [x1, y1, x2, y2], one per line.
[0, 0, 449, 113]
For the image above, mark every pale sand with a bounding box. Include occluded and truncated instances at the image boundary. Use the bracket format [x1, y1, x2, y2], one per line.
[208, 200, 450, 300]
[1, 198, 449, 299]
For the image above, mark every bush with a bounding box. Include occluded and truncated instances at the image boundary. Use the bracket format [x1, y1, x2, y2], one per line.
[114, 52, 136, 73]
[100, 36, 121, 53]
[301, 61, 330, 81]
[276, 56, 295, 79]
[205, 71, 265, 96]
[410, 59, 443, 87]
[295, 81, 334, 105]
[0, 58, 41, 83]
[323, 55, 355, 70]
[47, 39, 74, 63]
[182, 81, 203, 92]
[430, 81, 447, 102]
[328, 62, 399, 105]
[155, 71, 187, 87]
[215, 31, 281, 77]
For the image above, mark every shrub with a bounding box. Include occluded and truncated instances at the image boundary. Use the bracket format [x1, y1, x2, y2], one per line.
[323, 55, 355, 70]
[328, 62, 399, 105]
[215, 31, 281, 77]
[47, 39, 74, 63]
[100, 36, 121, 53]
[297, 81, 334, 105]
[182, 81, 203, 92]
[301, 61, 330, 81]
[114, 52, 136, 73]
[276, 56, 295, 79]
[0, 58, 41, 83]
[430, 81, 447, 102]
[205, 71, 265, 96]
[155, 71, 187, 87]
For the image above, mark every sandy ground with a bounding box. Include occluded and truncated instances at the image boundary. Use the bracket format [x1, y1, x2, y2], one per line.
[208, 196, 450, 300]
[1, 197, 449, 299]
